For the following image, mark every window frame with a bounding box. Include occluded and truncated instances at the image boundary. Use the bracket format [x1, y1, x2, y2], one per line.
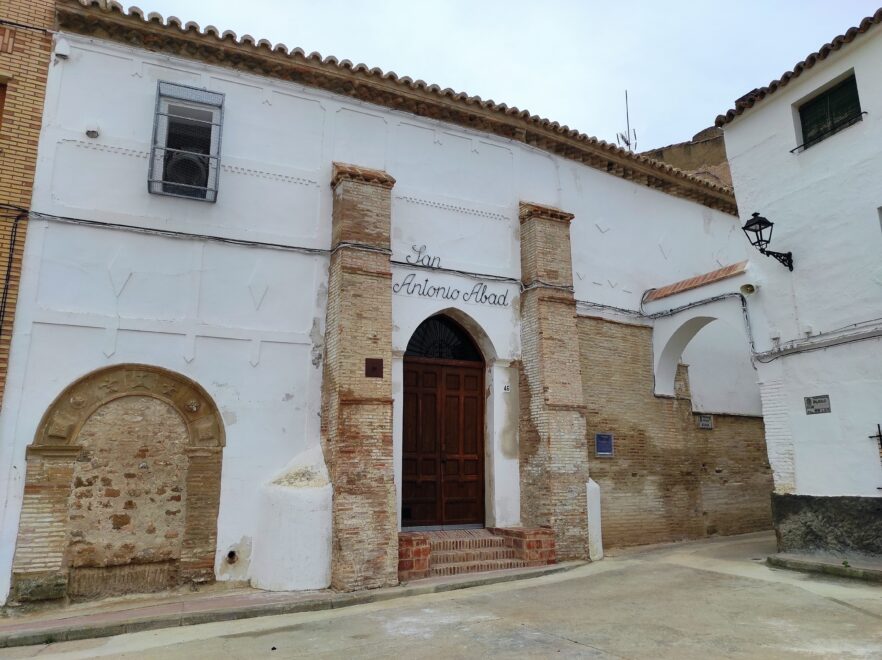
[794, 73, 863, 152]
[0, 81, 9, 128]
[148, 81, 225, 203]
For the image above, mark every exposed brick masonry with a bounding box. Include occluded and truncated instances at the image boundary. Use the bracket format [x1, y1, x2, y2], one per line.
[320, 163, 398, 591]
[66, 396, 189, 598]
[578, 316, 773, 547]
[0, 0, 53, 404]
[518, 202, 590, 560]
[397, 529, 555, 582]
[11, 365, 224, 602]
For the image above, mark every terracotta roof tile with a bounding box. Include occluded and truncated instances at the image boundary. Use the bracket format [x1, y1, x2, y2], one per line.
[56, 0, 738, 215]
[716, 8, 882, 126]
[644, 260, 748, 302]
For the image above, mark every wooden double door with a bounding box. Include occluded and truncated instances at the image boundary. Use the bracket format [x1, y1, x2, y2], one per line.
[402, 357, 485, 527]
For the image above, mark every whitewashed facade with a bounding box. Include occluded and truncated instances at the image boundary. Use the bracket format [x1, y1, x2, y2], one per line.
[721, 17, 882, 554]
[0, 31, 765, 601]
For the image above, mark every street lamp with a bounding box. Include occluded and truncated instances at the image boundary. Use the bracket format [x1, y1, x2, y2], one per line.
[742, 212, 793, 271]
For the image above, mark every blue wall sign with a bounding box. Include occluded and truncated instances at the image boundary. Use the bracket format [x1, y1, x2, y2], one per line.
[595, 433, 614, 457]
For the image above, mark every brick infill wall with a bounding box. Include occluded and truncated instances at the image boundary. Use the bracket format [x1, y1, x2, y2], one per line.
[578, 315, 773, 547]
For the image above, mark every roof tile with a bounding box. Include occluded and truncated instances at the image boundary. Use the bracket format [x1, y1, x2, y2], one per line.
[716, 8, 882, 126]
[645, 260, 749, 302]
[56, 0, 739, 215]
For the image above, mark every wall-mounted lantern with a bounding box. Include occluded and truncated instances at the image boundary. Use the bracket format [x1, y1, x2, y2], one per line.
[742, 212, 794, 271]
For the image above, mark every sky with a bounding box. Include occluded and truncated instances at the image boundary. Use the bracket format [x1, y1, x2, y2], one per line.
[135, 1, 881, 150]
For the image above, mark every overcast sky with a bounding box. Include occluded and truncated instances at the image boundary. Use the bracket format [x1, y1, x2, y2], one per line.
[137, 1, 880, 150]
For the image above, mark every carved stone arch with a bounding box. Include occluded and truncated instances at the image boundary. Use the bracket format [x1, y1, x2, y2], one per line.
[11, 364, 224, 602]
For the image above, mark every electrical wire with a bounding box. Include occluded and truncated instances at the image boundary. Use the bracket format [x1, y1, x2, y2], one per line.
[5, 206, 880, 361]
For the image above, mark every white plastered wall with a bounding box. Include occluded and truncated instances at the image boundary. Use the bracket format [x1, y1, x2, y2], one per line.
[723, 28, 882, 496]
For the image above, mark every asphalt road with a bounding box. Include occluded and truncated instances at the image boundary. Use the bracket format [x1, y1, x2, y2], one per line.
[4, 532, 881, 659]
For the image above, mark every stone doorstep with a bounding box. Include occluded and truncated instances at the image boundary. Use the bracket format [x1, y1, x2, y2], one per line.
[767, 553, 882, 583]
[431, 548, 518, 563]
[431, 559, 528, 577]
[0, 562, 584, 649]
[399, 528, 557, 581]
[428, 537, 507, 552]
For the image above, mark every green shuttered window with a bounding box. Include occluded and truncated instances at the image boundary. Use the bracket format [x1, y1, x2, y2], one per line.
[799, 75, 862, 149]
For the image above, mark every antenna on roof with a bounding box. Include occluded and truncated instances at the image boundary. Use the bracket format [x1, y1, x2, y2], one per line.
[616, 90, 637, 152]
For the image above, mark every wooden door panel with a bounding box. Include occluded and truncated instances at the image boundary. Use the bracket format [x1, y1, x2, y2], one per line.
[462, 396, 479, 454]
[418, 392, 437, 454]
[402, 362, 442, 527]
[402, 359, 484, 527]
[440, 364, 484, 525]
[463, 373, 480, 391]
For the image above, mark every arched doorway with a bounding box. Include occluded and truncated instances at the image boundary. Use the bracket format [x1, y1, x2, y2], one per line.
[402, 315, 485, 528]
[10, 364, 224, 602]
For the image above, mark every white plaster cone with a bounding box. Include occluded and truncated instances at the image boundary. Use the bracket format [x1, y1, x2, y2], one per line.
[250, 445, 332, 591]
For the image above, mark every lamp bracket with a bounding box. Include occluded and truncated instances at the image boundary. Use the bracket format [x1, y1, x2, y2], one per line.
[760, 249, 794, 271]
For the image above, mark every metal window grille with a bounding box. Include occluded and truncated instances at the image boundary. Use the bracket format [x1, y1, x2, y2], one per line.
[797, 75, 862, 151]
[149, 82, 224, 202]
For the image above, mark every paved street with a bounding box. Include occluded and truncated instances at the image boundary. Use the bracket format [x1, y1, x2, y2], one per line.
[3, 532, 881, 659]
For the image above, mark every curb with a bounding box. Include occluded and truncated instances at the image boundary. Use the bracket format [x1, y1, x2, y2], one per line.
[766, 555, 882, 583]
[0, 561, 583, 648]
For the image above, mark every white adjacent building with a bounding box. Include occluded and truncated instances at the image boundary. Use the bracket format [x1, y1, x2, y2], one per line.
[718, 9, 882, 557]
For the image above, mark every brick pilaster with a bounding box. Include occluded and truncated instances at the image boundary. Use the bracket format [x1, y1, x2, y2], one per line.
[518, 202, 589, 560]
[10, 446, 80, 601]
[321, 163, 397, 591]
[0, 0, 54, 405]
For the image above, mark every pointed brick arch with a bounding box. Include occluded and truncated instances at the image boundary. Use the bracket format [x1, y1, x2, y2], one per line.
[10, 364, 224, 602]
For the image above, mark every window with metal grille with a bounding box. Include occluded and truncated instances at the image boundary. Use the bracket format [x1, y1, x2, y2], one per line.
[405, 315, 482, 362]
[798, 75, 862, 150]
[149, 82, 224, 202]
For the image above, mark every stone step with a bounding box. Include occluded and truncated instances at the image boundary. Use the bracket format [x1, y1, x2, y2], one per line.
[431, 548, 517, 564]
[430, 559, 528, 577]
[428, 536, 506, 553]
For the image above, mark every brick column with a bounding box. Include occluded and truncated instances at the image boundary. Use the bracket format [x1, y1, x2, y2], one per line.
[180, 447, 223, 583]
[321, 163, 397, 591]
[10, 446, 80, 602]
[518, 202, 589, 560]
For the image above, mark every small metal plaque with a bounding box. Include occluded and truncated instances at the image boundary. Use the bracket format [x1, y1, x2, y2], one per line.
[697, 414, 714, 430]
[804, 395, 831, 415]
[364, 358, 383, 379]
[595, 433, 614, 457]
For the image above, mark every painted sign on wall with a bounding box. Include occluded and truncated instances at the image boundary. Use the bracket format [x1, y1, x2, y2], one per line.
[392, 245, 511, 307]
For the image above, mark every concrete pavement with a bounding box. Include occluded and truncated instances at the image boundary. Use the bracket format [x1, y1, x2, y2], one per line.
[2, 531, 881, 658]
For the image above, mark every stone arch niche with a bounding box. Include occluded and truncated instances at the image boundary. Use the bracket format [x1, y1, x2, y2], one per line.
[10, 364, 225, 602]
